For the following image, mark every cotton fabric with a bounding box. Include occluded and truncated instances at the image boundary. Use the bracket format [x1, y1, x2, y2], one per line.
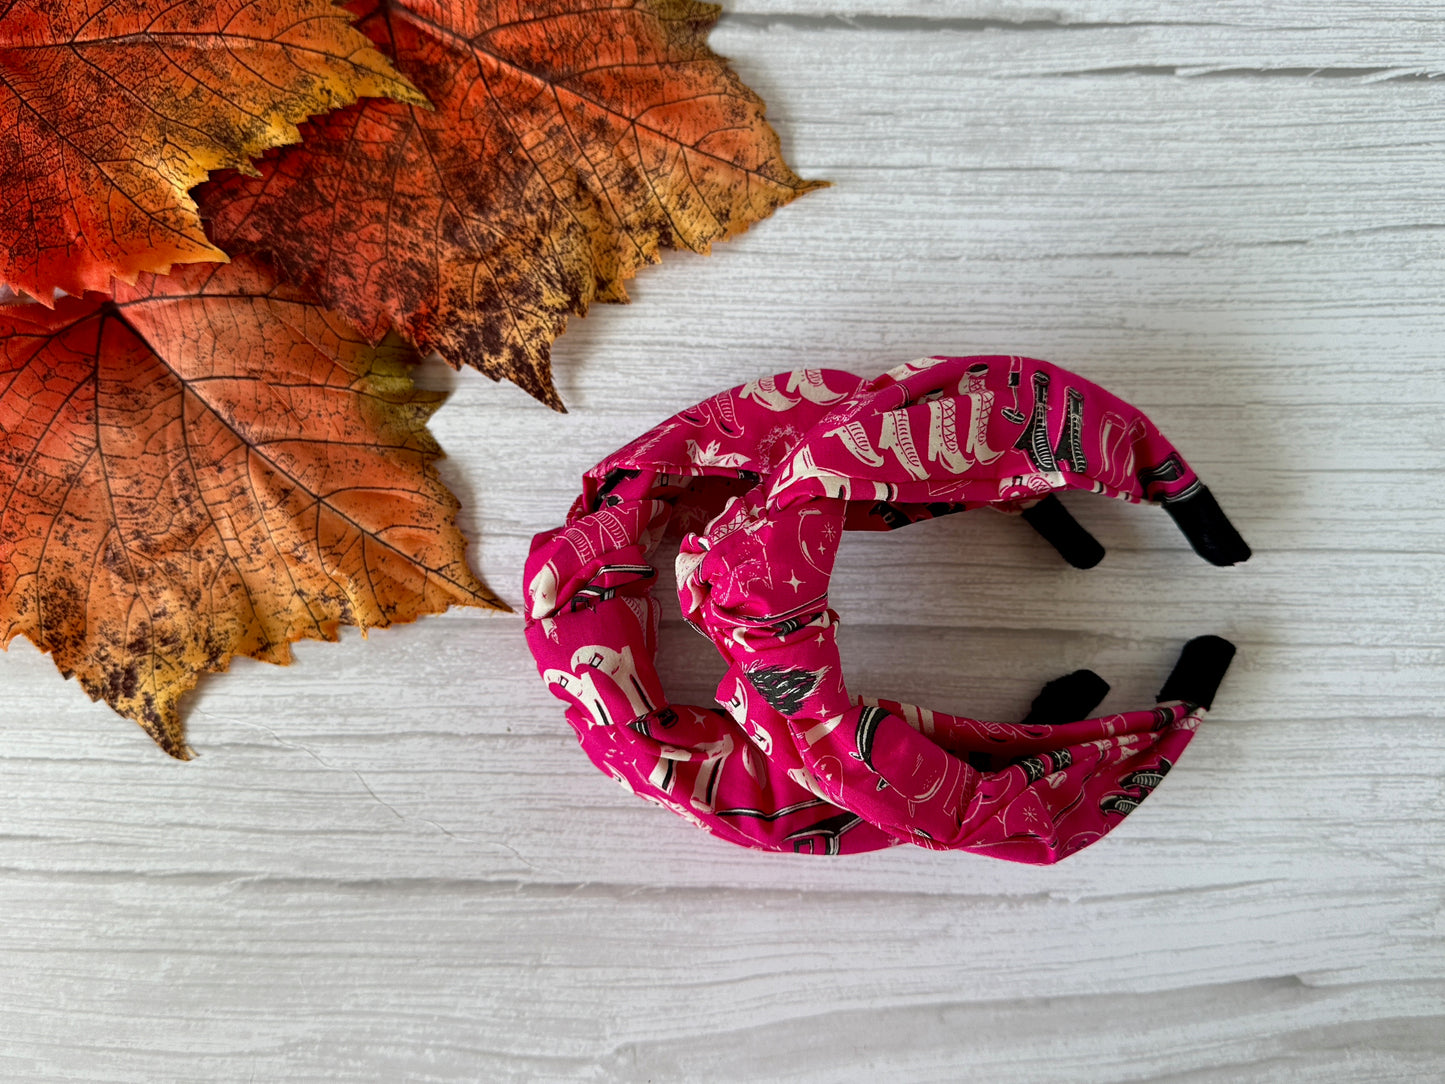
[525, 357, 1247, 857]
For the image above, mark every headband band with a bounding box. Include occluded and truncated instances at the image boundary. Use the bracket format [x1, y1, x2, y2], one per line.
[527, 357, 1249, 858]
[525, 372, 897, 853]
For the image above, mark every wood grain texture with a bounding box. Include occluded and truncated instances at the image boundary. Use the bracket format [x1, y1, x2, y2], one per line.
[3, 1, 1444, 1079]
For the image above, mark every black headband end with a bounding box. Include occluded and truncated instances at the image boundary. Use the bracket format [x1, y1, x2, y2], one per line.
[1022, 668, 1111, 725]
[1157, 635, 1237, 710]
[1020, 495, 1106, 570]
[1164, 487, 1252, 567]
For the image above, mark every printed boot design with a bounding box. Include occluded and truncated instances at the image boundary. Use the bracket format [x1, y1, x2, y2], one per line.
[1099, 757, 1174, 816]
[543, 644, 657, 728]
[1001, 356, 1026, 424]
[926, 397, 969, 473]
[1013, 370, 1059, 472]
[964, 362, 1006, 463]
[1098, 412, 1145, 490]
[690, 735, 736, 813]
[1053, 386, 1088, 473]
[878, 409, 927, 480]
[827, 420, 885, 467]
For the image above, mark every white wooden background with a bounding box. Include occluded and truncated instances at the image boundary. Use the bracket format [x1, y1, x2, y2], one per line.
[4, 2, 1445, 1080]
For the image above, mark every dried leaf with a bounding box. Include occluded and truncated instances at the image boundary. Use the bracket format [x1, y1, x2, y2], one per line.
[0, 258, 502, 757]
[199, 0, 824, 408]
[0, 0, 425, 301]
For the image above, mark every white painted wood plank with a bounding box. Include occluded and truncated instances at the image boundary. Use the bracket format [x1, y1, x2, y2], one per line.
[0, 872, 1440, 1081]
[2, 3, 1444, 1079]
[612, 979, 1445, 1084]
[728, 0, 1445, 39]
[5, 621, 1442, 905]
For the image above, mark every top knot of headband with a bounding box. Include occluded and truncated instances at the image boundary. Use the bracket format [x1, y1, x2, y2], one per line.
[525, 356, 1250, 859]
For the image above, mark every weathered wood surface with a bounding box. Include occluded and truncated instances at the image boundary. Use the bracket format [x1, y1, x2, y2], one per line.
[3, 2, 1444, 1080]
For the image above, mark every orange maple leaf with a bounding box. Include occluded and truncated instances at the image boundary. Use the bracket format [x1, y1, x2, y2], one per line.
[0, 258, 503, 758]
[0, 0, 425, 301]
[199, 0, 825, 409]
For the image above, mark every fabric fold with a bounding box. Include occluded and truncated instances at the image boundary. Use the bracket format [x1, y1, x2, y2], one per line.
[526, 357, 1249, 859]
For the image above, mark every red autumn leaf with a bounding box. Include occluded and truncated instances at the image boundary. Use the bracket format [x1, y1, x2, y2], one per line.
[199, 0, 823, 409]
[0, 258, 502, 757]
[0, 0, 424, 301]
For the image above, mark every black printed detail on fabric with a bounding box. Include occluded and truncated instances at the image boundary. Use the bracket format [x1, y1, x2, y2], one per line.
[745, 665, 826, 716]
[1053, 386, 1088, 473]
[870, 500, 968, 531]
[1014, 370, 1058, 471]
[568, 563, 656, 611]
[1014, 748, 1075, 784]
[854, 705, 890, 771]
[785, 812, 865, 855]
[769, 611, 825, 638]
[591, 467, 641, 508]
[1100, 757, 1174, 817]
[1157, 636, 1237, 710]
[870, 501, 913, 530]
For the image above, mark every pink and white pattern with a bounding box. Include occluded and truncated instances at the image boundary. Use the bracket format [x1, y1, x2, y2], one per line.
[525, 357, 1247, 858]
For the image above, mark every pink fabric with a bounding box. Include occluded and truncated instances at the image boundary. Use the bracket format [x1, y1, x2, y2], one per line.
[525, 357, 1237, 858]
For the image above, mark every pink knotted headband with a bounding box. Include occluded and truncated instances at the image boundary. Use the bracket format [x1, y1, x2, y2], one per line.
[525, 357, 1250, 858]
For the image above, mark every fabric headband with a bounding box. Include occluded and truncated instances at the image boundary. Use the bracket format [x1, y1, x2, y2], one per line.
[525, 356, 1250, 858]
